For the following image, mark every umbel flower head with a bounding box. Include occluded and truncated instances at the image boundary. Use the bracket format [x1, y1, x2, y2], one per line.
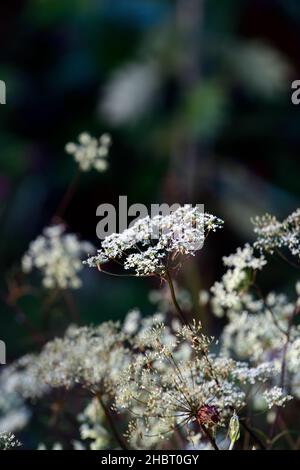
[7, 312, 277, 450]
[114, 319, 275, 448]
[0, 353, 47, 438]
[0, 432, 21, 450]
[84, 205, 223, 277]
[22, 225, 94, 289]
[0, 310, 284, 450]
[33, 321, 131, 394]
[209, 212, 300, 405]
[30, 312, 166, 396]
[253, 209, 300, 260]
[263, 386, 292, 409]
[65, 132, 111, 172]
[210, 243, 267, 317]
[218, 281, 300, 401]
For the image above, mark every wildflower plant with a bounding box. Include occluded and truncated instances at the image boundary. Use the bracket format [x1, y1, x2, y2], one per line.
[3, 313, 275, 450]
[85, 206, 223, 325]
[2, 126, 300, 450]
[207, 211, 300, 446]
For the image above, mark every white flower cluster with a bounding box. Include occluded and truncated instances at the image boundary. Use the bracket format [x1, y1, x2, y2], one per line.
[0, 354, 48, 438]
[0, 355, 48, 401]
[221, 292, 295, 364]
[0, 432, 21, 450]
[113, 320, 275, 448]
[253, 209, 300, 260]
[85, 206, 223, 277]
[0, 311, 278, 450]
[33, 311, 167, 396]
[9, 209, 300, 449]
[34, 322, 129, 393]
[122, 308, 164, 336]
[225, 289, 300, 401]
[211, 244, 266, 317]
[78, 398, 110, 450]
[205, 220, 300, 418]
[65, 132, 111, 172]
[0, 370, 30, 435]
[22, 225, 94, 289]
[263, 387, 292, 409]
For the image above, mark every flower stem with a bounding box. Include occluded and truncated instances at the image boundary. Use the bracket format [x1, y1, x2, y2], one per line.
[165, 270, 189, 325]
[53, 170, 81, 222]
[269, 304, 299, 445]
[97, 395, 128, 450]
[240, 420, 266, 450]
[199, 423, 219, 450]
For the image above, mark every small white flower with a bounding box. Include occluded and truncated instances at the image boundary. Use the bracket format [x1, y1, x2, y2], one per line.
[263, 386, 293, 409]
[65, 132, 111, 172]
[199, 290, 210, 306]
[123, 309, 141, 335]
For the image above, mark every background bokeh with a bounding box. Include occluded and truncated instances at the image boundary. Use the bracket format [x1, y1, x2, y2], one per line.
[1, 0, 300, 446]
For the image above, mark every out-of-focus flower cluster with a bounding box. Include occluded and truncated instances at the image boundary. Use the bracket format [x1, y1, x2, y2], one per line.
[22, 225, 94, 289]
[0, 432, 21, 450]
[211, 244, 266, 317]
[263, 387, 292, 409]
[0, 310, 279, 450]
[78, 398, 110, 450]
[148, 282, 192, 314]
[217, 282, 300, 401]
[34, 321, 130, 393]
[65, 132, 111, 172]
[114, 320, 275, 449]
[253, 209, 300, 260]
[209, 212, 300, 413]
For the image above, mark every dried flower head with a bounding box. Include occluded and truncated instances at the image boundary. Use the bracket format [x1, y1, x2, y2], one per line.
[197, 405, 220, 427]
[114, 319, 275, 447]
